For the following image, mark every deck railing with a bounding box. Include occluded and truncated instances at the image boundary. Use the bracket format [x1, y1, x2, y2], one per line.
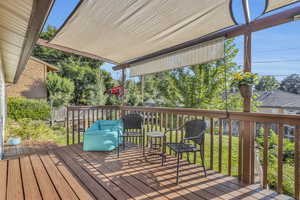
[66, 105, 300, 199]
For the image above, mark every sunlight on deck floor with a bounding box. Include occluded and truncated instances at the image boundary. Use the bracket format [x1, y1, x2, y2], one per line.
[0, 144, 294, 200]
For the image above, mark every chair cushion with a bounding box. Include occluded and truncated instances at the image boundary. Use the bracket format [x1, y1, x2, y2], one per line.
[83, 129, 120, 151]
[85, 122, 100, 132]
[99, 120, 123, 131]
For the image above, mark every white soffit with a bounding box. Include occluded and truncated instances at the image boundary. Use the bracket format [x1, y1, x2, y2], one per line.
[265, 0, 300, 13]
[0, 0, 34, 83]
[50, 0, 236, 64]
[130, 37, 225, 77]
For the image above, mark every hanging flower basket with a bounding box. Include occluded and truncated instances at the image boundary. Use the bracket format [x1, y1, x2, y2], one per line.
[239, 85, 252, 98]
[232, 71, 258, 98]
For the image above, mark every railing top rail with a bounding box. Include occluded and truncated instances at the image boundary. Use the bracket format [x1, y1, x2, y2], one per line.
[67, 105, 300, 125]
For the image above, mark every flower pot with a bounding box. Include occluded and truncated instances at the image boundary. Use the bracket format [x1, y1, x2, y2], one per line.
[7, 137, 21, 146]
[239, 85, 252, 98]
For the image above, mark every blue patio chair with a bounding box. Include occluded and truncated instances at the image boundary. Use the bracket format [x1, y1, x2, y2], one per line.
[83, 120, 123, 151]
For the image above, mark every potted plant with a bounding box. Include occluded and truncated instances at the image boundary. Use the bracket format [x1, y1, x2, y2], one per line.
[232, 71, 258, 98]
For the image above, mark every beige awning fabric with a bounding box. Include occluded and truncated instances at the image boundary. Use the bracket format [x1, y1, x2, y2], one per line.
[130, 37, 225, 77]
[50, 0, 236, 64]
[265, 0, 299, 13]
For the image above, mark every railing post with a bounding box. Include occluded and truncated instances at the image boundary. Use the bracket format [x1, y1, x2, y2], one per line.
[121, 69, 126, 117]
[241, 30, 255, 184]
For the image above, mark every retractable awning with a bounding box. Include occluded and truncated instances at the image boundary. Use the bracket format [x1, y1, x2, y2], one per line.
[265, 0, 300, 13]
[50, 0, 237, 64]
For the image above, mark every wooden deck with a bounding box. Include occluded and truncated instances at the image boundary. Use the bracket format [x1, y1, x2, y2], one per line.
[0, 144, 294, 200]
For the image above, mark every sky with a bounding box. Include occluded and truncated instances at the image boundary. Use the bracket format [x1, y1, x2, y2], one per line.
[44, 0, 300, 81]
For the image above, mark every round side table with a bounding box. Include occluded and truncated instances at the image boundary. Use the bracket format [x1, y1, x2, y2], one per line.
[146, 132, 166, 164]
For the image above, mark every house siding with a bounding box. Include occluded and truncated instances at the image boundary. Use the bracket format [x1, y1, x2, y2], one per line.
[6, 58, 48, 99]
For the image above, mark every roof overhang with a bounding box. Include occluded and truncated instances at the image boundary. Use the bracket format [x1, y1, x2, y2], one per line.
[0, 0, 55, 83]
[30, 56, 59, 72]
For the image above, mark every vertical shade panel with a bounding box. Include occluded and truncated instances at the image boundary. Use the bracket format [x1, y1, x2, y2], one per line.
[130, 37, 224, 77]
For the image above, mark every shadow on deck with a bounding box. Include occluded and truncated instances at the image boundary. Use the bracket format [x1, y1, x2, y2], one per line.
[0, 144, 294, 200]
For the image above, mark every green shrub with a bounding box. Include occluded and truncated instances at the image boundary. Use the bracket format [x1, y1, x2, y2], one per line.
[7, 97, 51, 120]
[6, 119, 66, 145]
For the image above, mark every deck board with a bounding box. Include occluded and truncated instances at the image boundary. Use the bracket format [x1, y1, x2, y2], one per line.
[30, 154, 61, 200]
[20, 156, 42, 200]
[39, 153, 79, 200]
[0, 160, 7, 200]
[0, 144, 295, 200]
[7, 159, 23, 200]
[48, 152, 94, 200]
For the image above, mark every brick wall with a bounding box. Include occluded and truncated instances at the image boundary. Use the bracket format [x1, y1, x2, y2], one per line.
[6, 58, 48, 99]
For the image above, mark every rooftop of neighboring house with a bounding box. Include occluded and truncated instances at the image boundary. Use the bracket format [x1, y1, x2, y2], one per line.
[30, 56, 59, 72]
[257, 90, 300, 109]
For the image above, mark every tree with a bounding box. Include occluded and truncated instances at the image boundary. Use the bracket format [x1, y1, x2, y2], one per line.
[255, 76, 279, 91]
[152, 39, 242, 110]
[46, 72, 74, 124]
[280, 74, 300, 94]
[46, 72, 74, 108]
[86, 70, 108, 106]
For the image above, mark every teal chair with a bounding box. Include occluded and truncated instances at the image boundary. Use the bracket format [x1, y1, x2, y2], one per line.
[83, 120, 123, 151]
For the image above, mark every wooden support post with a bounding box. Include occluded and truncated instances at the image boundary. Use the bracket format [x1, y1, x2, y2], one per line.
[121, 69, 126, 117]
[241, 31, 253, 184]
[141, 75, 144, 105]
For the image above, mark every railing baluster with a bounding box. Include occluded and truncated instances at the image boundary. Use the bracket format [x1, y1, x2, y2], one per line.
[155, 112, 158, 131]
[66, 108, 69, 145]
[295, 125, 300, 199]
[181, 115, 184, 143]
[151, 112, 154, 131]
[170, 113, 173, 155]
[263, 123, 269, 188]
[147, 112, 150, 133]
[88, 109, 90, 127]
[277, 123, 284, 194]
[238, 121, 242, 180]
[218, 118, 223, 173]
[210, 118, 214, 170]
[78, 109, 80, 143]
[159, 112, 162, 131]
[96, 108, 99, 120]
[92, 108, 95, 122]
[83, 109, 86, 132]
[72, 109, 75, 144]
[250, 121, 255, 184]
[228, 119, 232, 176]
[176, 114, 179, 144]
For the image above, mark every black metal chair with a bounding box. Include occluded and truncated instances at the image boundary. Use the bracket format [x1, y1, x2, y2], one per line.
[117, 113, 144, 157]
[163, 119, 207, 184]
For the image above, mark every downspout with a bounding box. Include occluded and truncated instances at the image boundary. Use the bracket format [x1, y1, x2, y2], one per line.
[0, 55, 6, 160]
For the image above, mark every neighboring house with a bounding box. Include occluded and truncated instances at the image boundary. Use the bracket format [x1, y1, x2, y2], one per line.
[257, 90, 300, 115]
[257, 90, 300, 140]
[6, 57, 59, 99]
